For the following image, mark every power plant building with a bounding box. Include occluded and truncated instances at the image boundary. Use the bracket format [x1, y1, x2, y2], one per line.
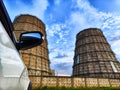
[73, 28, 120, 78]
[13, 14, 54, 76]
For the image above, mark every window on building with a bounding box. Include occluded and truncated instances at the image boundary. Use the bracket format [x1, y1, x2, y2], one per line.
[76, 55, 80, 64]
[110, 61, 118, 72]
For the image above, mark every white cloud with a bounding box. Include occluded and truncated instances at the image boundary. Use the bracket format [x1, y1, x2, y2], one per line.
[110, 30, 120, 38]
[4, 0, 49, 21]
[69, 0, 120, 34]
[31, 0, 48, 20]
[51, 61, 73, 76]
[76, 0, 97, 13]
[5, 0, 120, 76]
[46, 24, 64, 37]
[115, 0, 120, 6]
[54, 0, 61, 5]
[111, 40, 120, 47]
[69, 0, 120, 62]
[107, 40, 120, 62]
[47, 0, 120, 75]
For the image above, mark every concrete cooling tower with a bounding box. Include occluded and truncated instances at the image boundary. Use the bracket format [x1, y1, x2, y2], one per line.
[13, 14, 54, 76]
[73, 28, 120, 78]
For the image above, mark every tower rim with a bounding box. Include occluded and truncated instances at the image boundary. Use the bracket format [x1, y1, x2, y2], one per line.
[76, 28, 102, 37]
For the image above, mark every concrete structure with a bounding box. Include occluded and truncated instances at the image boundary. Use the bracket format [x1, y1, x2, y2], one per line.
[29, 76, 120, 88]
[13, 16, 120, 88]
[13, 14, 54, 76]
[72, 28, 120, 78]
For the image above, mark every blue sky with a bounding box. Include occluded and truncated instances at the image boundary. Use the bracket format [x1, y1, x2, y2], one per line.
[4, 0, 120, 76]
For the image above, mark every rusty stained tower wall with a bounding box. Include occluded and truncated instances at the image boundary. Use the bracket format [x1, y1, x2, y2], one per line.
[13, 14, 53, 76]
[73, 28, 120, 78]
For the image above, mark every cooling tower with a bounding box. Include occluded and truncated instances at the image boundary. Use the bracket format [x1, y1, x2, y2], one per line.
[13, 14, 54, 76]
[72, 28, 120, 78]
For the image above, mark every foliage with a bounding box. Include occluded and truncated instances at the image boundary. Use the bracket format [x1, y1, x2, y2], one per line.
[33, 86, 120, 90]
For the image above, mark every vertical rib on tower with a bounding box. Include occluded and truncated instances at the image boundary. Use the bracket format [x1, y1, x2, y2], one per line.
[13, 14, 54, 76]
[73, 28, 120, 78]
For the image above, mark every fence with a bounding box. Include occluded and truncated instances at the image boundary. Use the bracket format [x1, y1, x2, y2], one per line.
[29, 76, 120, 88]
